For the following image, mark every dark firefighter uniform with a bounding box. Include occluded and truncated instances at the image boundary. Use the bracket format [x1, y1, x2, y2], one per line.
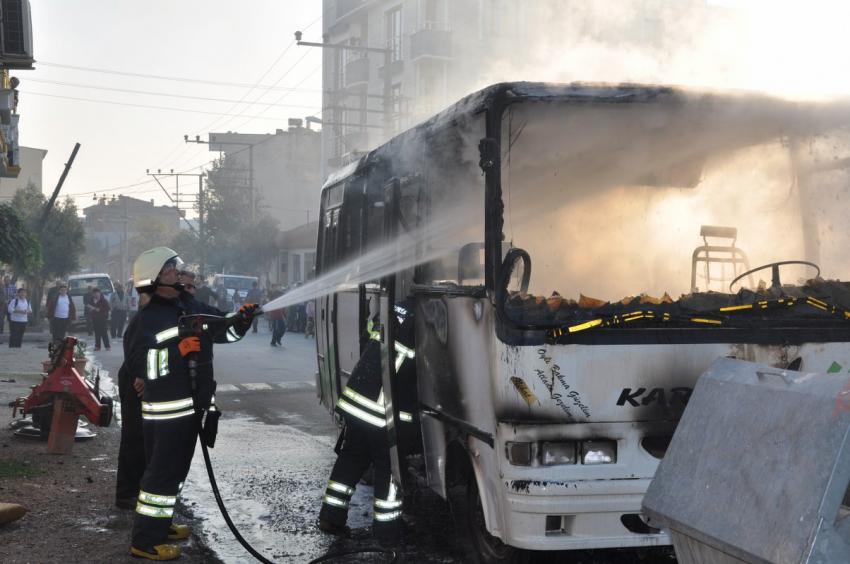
[115, 309, 146, 509]
[318, 301, 417, 541]
[116, 293, 233, 511]
[128, 293, 251, 553]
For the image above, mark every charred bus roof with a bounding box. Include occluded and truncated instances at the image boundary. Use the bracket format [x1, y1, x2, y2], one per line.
[321, 81, 698, 191]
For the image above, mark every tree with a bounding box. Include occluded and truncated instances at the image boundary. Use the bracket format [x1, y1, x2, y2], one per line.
[11, 183, 86, 318]
[201, 156, 281, 278]
[0, 203, 41, 270]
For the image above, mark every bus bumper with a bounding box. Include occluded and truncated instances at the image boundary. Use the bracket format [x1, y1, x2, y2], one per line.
[501, 478, 671, 551]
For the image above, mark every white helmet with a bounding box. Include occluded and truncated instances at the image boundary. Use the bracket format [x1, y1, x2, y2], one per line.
[133, 247, 183, 290]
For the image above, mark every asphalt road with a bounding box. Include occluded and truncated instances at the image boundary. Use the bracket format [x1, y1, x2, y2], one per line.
[86, 322, 461, 563]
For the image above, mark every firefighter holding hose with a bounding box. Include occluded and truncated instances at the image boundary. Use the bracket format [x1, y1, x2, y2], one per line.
[127, 247, 259, 561]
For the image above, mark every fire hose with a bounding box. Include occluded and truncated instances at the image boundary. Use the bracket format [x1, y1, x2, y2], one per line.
[179, 312, 398, 564]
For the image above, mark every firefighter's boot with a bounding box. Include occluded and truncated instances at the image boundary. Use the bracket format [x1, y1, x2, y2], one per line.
[317, 518, 351, 537]
[168, 523, 190, 540]
[130, 543, 181, 561]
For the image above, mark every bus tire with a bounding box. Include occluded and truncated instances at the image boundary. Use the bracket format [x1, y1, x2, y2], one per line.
[448, 471, 529, 564]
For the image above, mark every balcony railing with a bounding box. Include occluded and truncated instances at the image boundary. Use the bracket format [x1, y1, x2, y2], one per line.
[410, 24, 452, 61]
[343, 56, 370, 88]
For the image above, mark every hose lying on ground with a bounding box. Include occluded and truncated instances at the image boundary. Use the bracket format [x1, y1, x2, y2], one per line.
[200, 440, 398, 564]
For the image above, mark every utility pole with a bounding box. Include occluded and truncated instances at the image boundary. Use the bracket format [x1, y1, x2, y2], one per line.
[295, 32, 395, 138]
[38, 142, 81, 231]
[145, 169, 207, 276]
[185, 134, 257, 222]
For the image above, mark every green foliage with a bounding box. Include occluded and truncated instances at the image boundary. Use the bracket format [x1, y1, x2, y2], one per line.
[11, 184, 85, 279]
[202, 157, 281, 277]
[0, 203, 41, 270]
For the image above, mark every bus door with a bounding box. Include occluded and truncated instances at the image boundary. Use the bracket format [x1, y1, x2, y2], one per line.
[316, 183, 343, 412]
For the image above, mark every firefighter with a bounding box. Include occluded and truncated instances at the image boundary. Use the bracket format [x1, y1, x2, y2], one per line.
[317, 299, 417, 544]
[128, 248, 258, 561]
[114, 291, 151, 510]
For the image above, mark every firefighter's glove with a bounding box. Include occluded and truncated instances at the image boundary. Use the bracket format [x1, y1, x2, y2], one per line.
[238, 303, 260, 323]
[178, 336, 201, 357]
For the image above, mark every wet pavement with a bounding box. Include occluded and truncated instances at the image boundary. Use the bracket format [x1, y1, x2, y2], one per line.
[89, 325, 673, 563]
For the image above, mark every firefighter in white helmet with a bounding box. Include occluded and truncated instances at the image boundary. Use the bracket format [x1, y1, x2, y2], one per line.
[127, 247, 258, 560]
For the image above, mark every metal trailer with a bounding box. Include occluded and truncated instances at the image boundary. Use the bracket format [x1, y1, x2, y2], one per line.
[313, 82, 850, 562]
[643, 357, 850, 564]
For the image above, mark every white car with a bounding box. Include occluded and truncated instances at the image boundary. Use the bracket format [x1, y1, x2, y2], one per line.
[67, 273, 115, 327]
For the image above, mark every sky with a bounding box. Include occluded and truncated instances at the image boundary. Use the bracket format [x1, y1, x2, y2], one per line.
[17, 0, 324, 212]
[15, 0, 850, 216]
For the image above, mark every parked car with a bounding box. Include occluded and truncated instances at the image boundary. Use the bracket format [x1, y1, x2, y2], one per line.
[67, 273, 115, 327]
[207, 274, 259, 311]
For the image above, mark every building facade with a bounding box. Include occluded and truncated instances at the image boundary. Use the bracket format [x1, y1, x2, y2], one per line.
[204, 120, 322, 232]
[0, 145, 46, 201]
[319, 0, 710, 177]
[82, 196, 182, 282]
[320, 0, 539, 175]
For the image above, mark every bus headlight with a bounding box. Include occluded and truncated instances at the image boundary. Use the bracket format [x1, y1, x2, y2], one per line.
[581, 440, 617, 465]
[541, 441, 577, 466]
[506, 442, 533, 466]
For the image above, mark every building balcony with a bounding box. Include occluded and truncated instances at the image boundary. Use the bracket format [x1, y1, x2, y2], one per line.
[335, 0, 364, 20]
[378, 59, 404, 80]
[410, 25, 452, 61]
[343, 57, 370, 88]
[341, 130, 368, 152]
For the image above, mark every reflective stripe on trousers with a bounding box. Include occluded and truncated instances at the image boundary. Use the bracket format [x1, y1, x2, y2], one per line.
[141, 396, 196, 421]
[136, 489, 177, 518]
[374, 479, 402, 522]
[322, 479, 356, 510]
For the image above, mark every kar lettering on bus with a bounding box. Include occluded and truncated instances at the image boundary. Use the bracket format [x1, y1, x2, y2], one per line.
[616, 387, 693, 407]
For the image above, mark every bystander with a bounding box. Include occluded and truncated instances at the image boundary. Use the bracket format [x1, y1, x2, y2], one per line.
[7, 287, 31, 348]
[88, 288, 111, 351]
[47, 283, 75, 342]
[110, 282, 129, 338]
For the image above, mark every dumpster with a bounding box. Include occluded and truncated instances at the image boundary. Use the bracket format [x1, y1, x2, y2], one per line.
[642, 357, 850, 564]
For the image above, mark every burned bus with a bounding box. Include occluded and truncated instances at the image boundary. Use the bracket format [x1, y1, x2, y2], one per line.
[314, 82, 850, 562]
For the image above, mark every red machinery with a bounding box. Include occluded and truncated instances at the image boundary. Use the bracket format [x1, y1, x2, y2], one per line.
[12, 336, 112, 453]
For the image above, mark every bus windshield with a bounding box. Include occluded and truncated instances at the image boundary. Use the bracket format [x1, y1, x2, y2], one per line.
[499, 95, 850, 329]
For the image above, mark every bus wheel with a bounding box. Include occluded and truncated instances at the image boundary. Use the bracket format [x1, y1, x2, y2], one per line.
[449, 475, 529, 564]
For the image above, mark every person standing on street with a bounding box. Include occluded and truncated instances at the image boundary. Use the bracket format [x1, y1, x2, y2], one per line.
[3, 275, 16, 334]
[269, 306, 286, 347]
[305, 299, 316, 338]
[110, 282, 129, 339]
[127, 280, 140, 326]
[47, 283, 75, 342]
[84, 286, 95, 335]
[7, 287, 31, 348]
[127, 247, 258, 560]
[0, 281, 6, 335]
[193, 276, 214, 307]
[88, 288, 111, 351]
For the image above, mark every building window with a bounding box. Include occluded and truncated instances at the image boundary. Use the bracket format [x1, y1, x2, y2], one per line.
[389, 83, 403, 132]
[305, 252, 316, 280]
[385, 6, 402, 62]
[293, 253, 303, 283]
[420, 0, 444, 29]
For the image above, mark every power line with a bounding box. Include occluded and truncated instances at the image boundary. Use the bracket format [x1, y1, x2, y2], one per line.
[22, 90, 305, 120]
[25, 77, 322, 106]
[198, 49, 316, 134]
[36, 61, 324, 92]
[232, 64, 322, 131]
